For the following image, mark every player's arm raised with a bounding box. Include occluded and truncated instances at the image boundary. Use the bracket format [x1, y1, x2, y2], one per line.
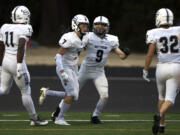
[114, 47, 130, 60]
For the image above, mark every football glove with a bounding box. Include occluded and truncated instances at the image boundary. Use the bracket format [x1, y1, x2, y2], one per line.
[121, 47, 130, 59]
[143, 69, 150, 82]
[17, 63, 23, 79]
[61, 72, 69, 83]
[121, 47, 130, 56]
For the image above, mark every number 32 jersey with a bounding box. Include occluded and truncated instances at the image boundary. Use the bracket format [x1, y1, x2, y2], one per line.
[0, 24, 33, 55]
[146, 26, 180, 63]
[83, 32, 119, 67]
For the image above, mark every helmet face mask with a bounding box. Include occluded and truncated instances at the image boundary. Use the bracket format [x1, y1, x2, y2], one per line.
[11, 5, 30, 24]
[155, 8, 174, 27]
[93, 23, 108, 36]
[71, 14, 89, 35]
[93, 16, 109, 36]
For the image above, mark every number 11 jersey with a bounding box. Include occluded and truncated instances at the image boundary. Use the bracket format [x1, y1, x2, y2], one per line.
[146, 26, 180, 63]
[0, 24, 33, 55]
[83, 32, 119, 67]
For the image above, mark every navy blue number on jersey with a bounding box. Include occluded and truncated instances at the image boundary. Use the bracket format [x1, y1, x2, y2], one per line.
[5, 31, 14, 47]
[159, 36, 178, 53]
[96, 50, 104, 62]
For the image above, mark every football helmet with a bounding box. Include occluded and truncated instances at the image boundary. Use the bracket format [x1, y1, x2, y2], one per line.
[155, 8, 173, 27]
[11, 5, 30, 24]
[71, 14, 89, 35]
[93, 16, 109, 35]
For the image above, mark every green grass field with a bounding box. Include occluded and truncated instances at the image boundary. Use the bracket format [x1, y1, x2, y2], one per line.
[0, 112, 180, 135]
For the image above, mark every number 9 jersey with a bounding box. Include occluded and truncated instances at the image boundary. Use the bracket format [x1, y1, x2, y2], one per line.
[146, 26, 180, 63]
[0, 24, 33, 55]
[83, 32, 119, 67]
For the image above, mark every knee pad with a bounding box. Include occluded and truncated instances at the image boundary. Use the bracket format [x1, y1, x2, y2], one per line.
[100, 92, 109, 99]
[66, 89, 79, 101]
[72, 91, 79, 101]
[20, 85, 31, 95]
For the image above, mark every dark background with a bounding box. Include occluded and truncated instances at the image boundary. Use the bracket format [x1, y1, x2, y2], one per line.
[1, 0, 180, 52]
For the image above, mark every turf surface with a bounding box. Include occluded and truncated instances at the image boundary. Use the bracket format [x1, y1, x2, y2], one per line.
[0, 112, 180, 135]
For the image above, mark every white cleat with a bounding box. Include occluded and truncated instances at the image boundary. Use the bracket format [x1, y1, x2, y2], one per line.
[39, 87, 48, 105]
[55, 119, 70, 126]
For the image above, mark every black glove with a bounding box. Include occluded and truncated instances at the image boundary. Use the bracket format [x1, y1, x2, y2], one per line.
[121, 47, 130, 56]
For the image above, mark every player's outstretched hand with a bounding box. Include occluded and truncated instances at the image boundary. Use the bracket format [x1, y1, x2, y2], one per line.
[17, 63, 23, 79]
[143, 69, 150, 82]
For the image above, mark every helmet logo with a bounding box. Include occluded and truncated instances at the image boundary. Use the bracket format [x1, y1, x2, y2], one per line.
[21, 9, 29, 15]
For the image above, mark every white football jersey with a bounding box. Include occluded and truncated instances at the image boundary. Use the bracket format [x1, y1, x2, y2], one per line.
[83, 32, 119, 67]
[58, 32, 85, 66]
[0, 24, 32, 55]
[146, 26, 180, 63]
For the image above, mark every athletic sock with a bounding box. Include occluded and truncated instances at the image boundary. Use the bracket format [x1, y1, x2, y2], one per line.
[56, 100, 71, 120]
[22, 94, 38, 120]
[92, 98, 108, 117]
[46, 89, 65, 98]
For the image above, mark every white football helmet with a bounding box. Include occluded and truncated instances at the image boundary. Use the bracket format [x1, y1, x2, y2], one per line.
[93, 16, 110, 35]
[11, 5, 30, 24]
[71, 14, 89, 34]
[155, 8, 173, 27]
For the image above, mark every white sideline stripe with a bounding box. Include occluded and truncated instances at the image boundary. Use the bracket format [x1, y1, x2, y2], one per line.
[104, 115, 120, 117]
[0, 119, 180, 122]
[31, 76, 156, 81]
[2, 114, 19, 117]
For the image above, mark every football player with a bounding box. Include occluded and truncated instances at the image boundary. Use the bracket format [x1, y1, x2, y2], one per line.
[0, 6, 48, 126]
[39, 16, 129, 124]
[143, 8, 180, 134]
[39, 14, 89, 125]
[78, 16, 129, 124]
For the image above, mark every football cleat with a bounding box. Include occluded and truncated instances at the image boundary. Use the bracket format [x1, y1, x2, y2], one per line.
[55, 118, 70, 125]
[39, 87, 48, 105]
[152, 114, 161, 135]
[159, 126, 165, 133]
[51, 107, 60, 122]
[91, 116, 104, 124]
[30, 116, 48, 126]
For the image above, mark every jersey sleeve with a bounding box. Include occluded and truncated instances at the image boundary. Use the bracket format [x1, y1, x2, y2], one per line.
[58, 33, 71, 48]
[146, 30, 156, 45]
[19, 25, 33, 41]
[112, 36, 119, 48]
